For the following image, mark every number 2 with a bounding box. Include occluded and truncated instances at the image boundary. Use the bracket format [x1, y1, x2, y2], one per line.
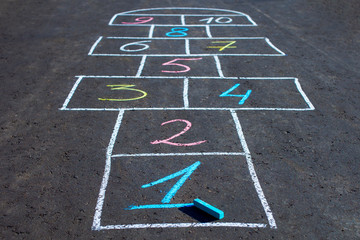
[151, 119, 207, 146]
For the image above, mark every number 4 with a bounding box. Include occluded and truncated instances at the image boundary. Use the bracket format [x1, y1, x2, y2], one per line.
[220, 84, 252, 105]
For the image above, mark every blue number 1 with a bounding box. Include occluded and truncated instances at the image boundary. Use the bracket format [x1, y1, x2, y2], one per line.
[220, 83, 252, 105]
[126, 161, 201, 210]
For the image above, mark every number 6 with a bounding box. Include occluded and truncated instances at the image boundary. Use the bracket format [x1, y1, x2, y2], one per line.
[120, 41, 151, 52]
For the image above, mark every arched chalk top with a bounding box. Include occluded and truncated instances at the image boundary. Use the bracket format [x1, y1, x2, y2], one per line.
[109, 7, 257, 26]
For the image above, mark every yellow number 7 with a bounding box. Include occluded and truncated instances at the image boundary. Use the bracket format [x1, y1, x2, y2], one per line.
[98, 84, 147, 101]
[207, 41, 236, 51]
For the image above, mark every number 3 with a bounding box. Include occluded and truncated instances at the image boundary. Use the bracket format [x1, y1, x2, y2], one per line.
[151, 119, 207, 146]
[161, 58, 202, 73]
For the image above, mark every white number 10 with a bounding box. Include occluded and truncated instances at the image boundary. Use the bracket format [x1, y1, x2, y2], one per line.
[199, 17, 233, 24]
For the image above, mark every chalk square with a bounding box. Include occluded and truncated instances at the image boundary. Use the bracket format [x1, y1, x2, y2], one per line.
[184, 15, 255, 26]
[187, 78, 312, 109]
[152, 26, 209, 38]
[111, 110, 245, 155]
[90, 37, 187, 56]
[100, 156, 268, 226]
[64, 77, 185, 110]
[111, 15, 182, 26]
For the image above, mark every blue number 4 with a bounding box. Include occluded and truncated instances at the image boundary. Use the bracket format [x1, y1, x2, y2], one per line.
[220, 83, 252, 105]
[126, 161, 201, 210]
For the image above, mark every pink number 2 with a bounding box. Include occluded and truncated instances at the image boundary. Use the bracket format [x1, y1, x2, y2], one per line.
[150, 119, 207, 147]
[122, 17, 154, 24]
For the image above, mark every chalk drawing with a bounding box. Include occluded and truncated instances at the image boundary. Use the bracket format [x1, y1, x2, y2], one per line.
[161, 58, 202, 73]
[98, 84, 147, 102]
[120, 40, 151, 52]
[199, 17, 233, 24]
[219, 84, 252, 105]
[166, 27, 189, 37]
[142, 161, 200, 203]
[207, 41, 237, 51]
[121, 17, 154, 24]
[59, 7, 316, 231]
[151, 119, 207, 146]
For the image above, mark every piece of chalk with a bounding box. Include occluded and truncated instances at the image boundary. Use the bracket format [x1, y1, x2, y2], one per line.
[193, 198, 224, 219]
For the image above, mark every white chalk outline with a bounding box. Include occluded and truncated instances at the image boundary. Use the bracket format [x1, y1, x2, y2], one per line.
[59, 76, 315, 111]
[98, 222, 267, 230]
[213, 56, 224, 78]
[183, 78, 189, 108]
[88, 37, 286, 57]
[108, 7, 257, 26]
[230, 110, 277, 228]
[92, 110, 124, 230]
[112, 152, 246, 158]
[136, 55, 147, 77]
[205, 25, 212, 38]
[92, 109, 273, 230]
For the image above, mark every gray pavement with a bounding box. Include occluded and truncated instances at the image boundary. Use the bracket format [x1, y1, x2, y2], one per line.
[1, 0, 359, 239]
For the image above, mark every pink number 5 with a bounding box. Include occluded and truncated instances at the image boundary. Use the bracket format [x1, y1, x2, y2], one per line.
[122, 17, 154, 24]
[161, 58, 202, 73]
[150, 119, 207, 147]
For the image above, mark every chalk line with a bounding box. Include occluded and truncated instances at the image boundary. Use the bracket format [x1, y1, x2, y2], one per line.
[205, 25, 212, 38]
[183, 78, 189, 108]
[60, 76, 83, 110]
[148, 25, 155, 38]
[230, 110, 277, 229]
[61, 107, 314, 112]
[185, 39, 190, 55]
[136, 56, 147, 77]
[92, 110, 125, 230]
[181, 15, 185, 25]
[111, 152, 246, 158]
[97, 222, 267, 230]
[213, 56, 224, 78]
[88, 36, 103, 55]
[294, 78, 315, 110]
[265, 38, 286, 56]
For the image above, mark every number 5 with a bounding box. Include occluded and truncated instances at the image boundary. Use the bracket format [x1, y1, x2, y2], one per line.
[161, 58, 202, 73]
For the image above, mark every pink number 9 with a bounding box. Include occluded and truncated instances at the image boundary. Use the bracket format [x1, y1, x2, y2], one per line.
[122, 17, 154, 24]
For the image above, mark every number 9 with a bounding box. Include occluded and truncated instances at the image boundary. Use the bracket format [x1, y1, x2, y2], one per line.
[122, 17, 154, 24]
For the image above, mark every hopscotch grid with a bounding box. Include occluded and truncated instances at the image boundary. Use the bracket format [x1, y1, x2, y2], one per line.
[230, 110, 277, 229]
[65, 7, 316, 231]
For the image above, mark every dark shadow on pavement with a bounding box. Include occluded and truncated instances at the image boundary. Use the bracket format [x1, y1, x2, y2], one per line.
[178, 206, 218, 223]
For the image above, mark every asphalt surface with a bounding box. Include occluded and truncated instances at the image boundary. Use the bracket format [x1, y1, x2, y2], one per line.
[1, 0, 359, 239]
